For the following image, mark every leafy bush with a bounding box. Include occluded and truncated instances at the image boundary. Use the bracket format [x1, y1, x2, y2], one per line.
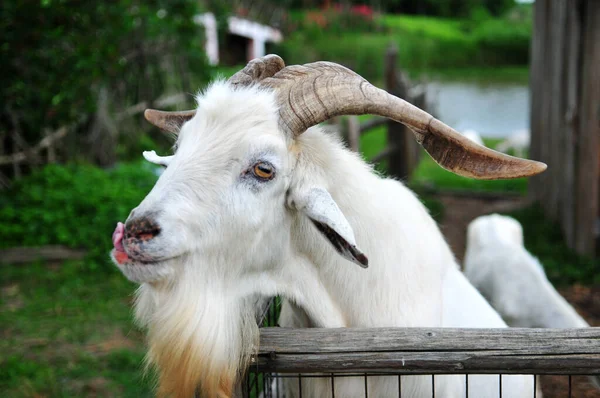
[1, 1, 210, 168]
[0, 163, 158, 269]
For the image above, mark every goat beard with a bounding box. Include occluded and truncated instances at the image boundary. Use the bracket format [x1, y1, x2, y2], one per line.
[134, 278, 259, 398]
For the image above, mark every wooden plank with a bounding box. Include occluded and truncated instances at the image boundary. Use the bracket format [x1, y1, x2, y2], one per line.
[254, 327, 600, 375]
[347, 116, 360, 152]
[258, 327, 600, 354]
[528, 0, 548, 201]
[561, 1, 582, 248]
[370, 145, 396, 163]
[0, 245, 87, 264]
[539, 0, 552, 206]
[384, 44, 410, 180]
[408, 90, 425, 174]
[255, 352, 600, 375]
[547, 0, 568, 220]
[574, 0, 600, 254]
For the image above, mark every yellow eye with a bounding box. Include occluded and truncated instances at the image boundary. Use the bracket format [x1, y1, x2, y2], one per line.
[253, 162, 275, 180]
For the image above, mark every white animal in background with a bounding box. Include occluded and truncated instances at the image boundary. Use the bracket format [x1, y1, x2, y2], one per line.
[461, 128, 484, 146]
[496, 128, 530, 157]
[110, 56, 546, 398]
[464, 214, 600, 390]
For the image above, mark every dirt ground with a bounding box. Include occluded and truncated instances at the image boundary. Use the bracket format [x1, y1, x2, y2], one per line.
[435, 193, 600, 398]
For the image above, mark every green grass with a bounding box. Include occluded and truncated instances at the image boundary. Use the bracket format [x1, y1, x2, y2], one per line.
[411, 157, 528, 195]
[0, 262, 151, 397]
[410, 137, 528, 194]
[380, 14, 467, 41]
[359, 128, 528, 195]
[277, 12, 531, 83]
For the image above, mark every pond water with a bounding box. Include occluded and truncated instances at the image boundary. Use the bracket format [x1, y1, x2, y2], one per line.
[425, 81, 529, 139]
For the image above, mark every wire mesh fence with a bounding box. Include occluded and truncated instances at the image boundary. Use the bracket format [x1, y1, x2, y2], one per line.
[242, 298, 600, 398]
[245, 372, 593, 398]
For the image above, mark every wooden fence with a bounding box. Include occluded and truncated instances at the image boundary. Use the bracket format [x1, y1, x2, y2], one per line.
[0, 92, 189, 188]
[529, 0, 600, 255]
[335, 44, 426, 181]
[242, 327, 600, 397]
[252, 327, 600, 375]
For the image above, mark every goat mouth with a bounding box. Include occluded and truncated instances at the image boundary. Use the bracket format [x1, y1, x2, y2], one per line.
[111, 221, 171, 266]
[111, 245, 178, 267]
[110, 248, 160, 266]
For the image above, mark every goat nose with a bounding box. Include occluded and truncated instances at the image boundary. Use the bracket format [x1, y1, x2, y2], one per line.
[125, 216, 161, 242]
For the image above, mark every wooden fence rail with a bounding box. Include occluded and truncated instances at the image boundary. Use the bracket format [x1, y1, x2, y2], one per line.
[252, 327, 600, 375]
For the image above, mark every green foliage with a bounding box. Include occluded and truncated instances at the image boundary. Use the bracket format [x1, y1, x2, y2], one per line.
[417, 193, 445, 223]
[0, 162, 158, 268]
[471, 18, 531, 65]
[284, 0, 516, 18]
[507, 205, 600, 286]
[1, 1, 210, 164]
[277, 12, 532, 82]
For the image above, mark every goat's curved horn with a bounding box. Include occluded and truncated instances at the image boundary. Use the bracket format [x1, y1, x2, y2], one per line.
[261, 61, 546, 180]
[143, 55, 286, 133]
[228, 54, 286, 86]
[143, 109, 196, 134]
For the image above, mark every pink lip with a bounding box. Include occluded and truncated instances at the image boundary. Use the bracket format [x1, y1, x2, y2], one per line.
[111, 222, 130, 264]
[112, 222, 125, 252]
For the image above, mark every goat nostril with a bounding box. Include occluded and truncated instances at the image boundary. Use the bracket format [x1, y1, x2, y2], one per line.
[125, 217, 161, 242]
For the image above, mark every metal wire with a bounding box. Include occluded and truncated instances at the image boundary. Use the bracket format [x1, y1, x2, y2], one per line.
[331, 373, 335, 397]
[498, 374, 502, 398]
[245, 371, 600, 398]
[398, 375, 402, 398]
[244, 298, 589, 398]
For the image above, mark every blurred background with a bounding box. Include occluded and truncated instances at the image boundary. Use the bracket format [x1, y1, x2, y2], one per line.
[1, 0, 598, 397]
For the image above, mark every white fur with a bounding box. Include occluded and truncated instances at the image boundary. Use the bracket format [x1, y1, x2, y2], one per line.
[461, 129, 484, 146]
[464, 214, 588, 328]
[495, 129, 530, 157]
[143, 150, 173, 167]
[117, 82, 535, 397]
[464, 214, 599, 391]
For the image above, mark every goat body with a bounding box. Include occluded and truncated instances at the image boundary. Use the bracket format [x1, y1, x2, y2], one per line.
[464, 214, 599, 391]
[112, 59, 543, 397]
[464, 214, 588, 328]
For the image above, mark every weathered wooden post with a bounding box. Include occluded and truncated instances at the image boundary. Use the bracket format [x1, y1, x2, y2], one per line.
[384, 43, 418, 180]
[347, 115, 360, 152]
[529, 0, 600, 255]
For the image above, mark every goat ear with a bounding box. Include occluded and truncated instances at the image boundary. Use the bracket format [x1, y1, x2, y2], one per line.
[291, 187, 368, 268]
[144, 109, 195, 134]
[143, 150, 173, 167]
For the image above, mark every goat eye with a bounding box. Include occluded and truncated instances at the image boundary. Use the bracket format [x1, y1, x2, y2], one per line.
[252, 162, 275, 180]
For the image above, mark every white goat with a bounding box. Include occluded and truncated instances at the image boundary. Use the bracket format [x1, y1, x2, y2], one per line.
[464, 214, 600, 390]
[110, 56, 546, 397]
[464, 214, 588, 328]
[495, 129, 530, 158]
[461, 129, 484, 146]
